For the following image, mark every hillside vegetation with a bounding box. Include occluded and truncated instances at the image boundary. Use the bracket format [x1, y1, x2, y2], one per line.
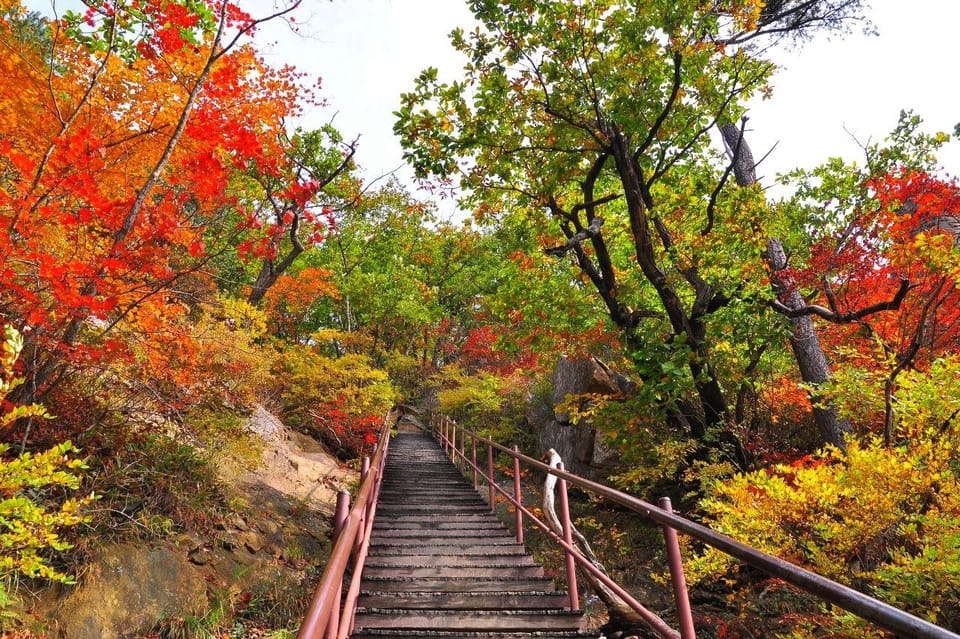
[1, 1, 959, 637]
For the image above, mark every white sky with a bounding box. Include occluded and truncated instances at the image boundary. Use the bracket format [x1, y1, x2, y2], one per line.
[264, 0, 960, 205]
[22, 0, 960, 203]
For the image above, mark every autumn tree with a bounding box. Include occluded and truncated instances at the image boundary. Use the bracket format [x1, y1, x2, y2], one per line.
[780, 116, 959, 443]
[307, 182, 506, 366]
[396, 0, 869, 444]
[717, 121, 853, 449]
[234, 125, 359, 305]
[0, 0, 308, 416]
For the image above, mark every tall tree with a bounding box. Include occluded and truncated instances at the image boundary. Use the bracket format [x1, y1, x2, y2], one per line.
[773, 114, 956, 444]
[237, 126, 359, 305]
[0, 0, 306, 409]
[396, 0, 838, 441]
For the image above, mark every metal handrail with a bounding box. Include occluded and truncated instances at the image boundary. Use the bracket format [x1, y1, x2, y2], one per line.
[296, 412, 393, 639]
[433, 413, 960, 639]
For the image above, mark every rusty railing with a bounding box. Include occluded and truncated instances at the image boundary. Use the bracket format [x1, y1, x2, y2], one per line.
[433, 413, 960, 639]
[296, 413, 393, 639]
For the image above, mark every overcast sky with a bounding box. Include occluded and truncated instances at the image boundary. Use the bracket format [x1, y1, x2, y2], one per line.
[259, 0, 959, 199]
[24, 0, 960, 204]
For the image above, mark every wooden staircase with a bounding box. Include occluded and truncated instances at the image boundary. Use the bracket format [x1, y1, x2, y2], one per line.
[350, 431, 596, 638]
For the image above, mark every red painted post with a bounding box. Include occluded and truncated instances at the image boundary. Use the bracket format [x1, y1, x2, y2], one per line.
[660, 497, 696, 639]
[324, 491, 350, 639]
[332, 490, 350, 539]
[512, 445, 524, 545]
[365, 449, 377, 521]
[353, 457, 370, 556]
[557, 462, 579, 612]
[459, 427, 467, 473]
[487, 441, 495, 513]
[471, 432, 478, 490]
[451, 422, 457, 462]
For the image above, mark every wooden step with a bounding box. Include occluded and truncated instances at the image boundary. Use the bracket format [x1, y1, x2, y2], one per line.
[373, 518, 507, 531]
[362, 565, 546, 580]
[369, 529, 514, 540]
[350, 631, 591, 638]
[368, 545, 527, 557]
[358, 591, 569, 610]
[352, 609, 586, 631]
[370, 536, 519, 552]
[359, 576, 558, 593]
[375, 512, 496, 521]
[365, 554, 537, 567]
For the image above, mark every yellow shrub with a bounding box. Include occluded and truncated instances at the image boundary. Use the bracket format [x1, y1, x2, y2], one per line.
[688, 436, 960, 631]
[273, 347, 398, 457]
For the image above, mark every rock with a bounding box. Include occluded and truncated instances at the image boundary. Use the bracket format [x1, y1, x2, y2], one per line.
[397, 414, 425, 433]
[221, 532, 240, 551]
[49, 543, 207, 639]
[188, 547, 213, 566]
[242, 531, 265, 554]
[256, 518, 282, 537]
[179, 532, 205, 553]
[28, 406, 352, 638]
[552, 355, 621, 423]
[531, 355, 631, 477]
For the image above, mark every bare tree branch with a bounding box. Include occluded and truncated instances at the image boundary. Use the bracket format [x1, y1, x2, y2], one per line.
[545, 216, 604, 256]
[771, 277, 912, 322]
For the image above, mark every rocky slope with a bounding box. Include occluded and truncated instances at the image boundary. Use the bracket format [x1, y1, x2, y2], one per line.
[34, 406, 354, 639]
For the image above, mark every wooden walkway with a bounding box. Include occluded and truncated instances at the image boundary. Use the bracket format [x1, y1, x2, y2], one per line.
[350, 431, 596, 638]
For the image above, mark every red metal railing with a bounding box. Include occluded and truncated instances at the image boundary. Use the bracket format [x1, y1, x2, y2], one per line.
[296, 413, 392, 639]
[434, 413, 960, 639]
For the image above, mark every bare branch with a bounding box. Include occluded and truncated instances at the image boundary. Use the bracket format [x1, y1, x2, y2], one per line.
[771, 277, 912, 322]
[545, 216, 604, 257]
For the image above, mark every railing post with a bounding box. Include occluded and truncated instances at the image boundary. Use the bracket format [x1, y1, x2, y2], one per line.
[332, 490, 351, 540]
[459, 426, 466, 473]
[365, 449, 378, 522]
[324, 491, 351, 639]
[487, 440, 495, 513]
[512, 445, 524, 545]
[451, 421, 457, 462]
[471, 431, 478, 490]
[660, 497, 695, 639]
[557, 462, 579, 612]
[353, 457, 370, 556]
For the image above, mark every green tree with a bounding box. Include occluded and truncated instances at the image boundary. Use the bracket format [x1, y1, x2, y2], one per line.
[397, 0, 791, 442]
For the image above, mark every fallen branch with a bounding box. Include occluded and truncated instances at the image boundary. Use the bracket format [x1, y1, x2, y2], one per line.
[542, 448, 649, 628]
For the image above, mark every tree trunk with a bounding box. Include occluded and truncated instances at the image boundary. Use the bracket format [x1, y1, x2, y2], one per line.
[248, 261, 279, 305]
[766, 239, 853, 449]
[609, 128, 729, 436]
[247, 240, 305, 306]
[719, 122, 851, 449]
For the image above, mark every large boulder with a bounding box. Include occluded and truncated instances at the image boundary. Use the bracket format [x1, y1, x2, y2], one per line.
[534, 356, 632, 477]
[49, 543, 208, 639]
